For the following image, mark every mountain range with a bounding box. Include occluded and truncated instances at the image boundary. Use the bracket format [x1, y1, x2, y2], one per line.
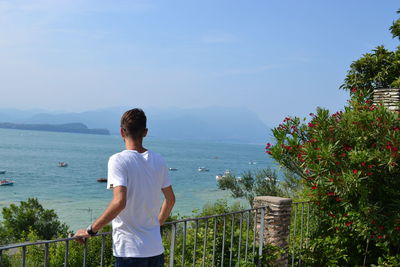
[0, 107, 269, 143]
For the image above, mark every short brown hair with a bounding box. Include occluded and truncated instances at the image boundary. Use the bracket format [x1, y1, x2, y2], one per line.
[120, 108, 147, 139]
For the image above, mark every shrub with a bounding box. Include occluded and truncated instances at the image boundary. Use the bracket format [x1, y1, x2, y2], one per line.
[0, 198, 70, 242]
[162, 199, 283, 266]
[268, 97, 400, 265]
[217, 168, 283, 206]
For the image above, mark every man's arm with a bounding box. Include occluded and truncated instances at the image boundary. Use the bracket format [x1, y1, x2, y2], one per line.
[74, 186, 126, 241]
[158, 186, 175, 225]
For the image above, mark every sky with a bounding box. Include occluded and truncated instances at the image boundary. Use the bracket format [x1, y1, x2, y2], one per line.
[0, 0, 399, 126]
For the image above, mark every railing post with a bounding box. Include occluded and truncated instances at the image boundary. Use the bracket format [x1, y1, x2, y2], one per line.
[64, 240, 69, 267]
[170, 223, 176, 267]
[253, 196, 292, 267]
[44, 243, 49, 267]
[100, 235, 105, 267]
[22, 246, 26, 267]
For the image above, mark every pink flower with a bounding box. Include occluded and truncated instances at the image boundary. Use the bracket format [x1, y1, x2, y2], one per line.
[265, 143, 271, 150]
[352, 169, 358, 174]
[344, 145, 352, 151]
[308, 122, 316, 128]
[345, 221, 353, 227]
[311, 184, 317, 190]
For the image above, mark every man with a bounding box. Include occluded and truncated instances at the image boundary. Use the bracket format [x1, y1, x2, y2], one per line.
[75, 108, 175, 267]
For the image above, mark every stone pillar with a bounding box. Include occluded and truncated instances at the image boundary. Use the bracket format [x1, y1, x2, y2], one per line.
[253, 196, 292, 267]
[373, 88, 400, 112]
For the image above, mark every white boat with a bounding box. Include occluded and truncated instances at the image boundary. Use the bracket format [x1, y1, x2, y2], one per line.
[169, 168, 178, 171]
[58, 162, 68, 167]
[0, 180, 14, 186]
[0, 170, 6, 174]
[248, 161, 257, 165]
[216, 170, 232, 180]
[198, 167, 209, 172]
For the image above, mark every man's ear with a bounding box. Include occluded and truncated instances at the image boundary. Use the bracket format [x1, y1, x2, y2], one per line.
[120, 127, 125, 138]
[143, 128, 148, 137]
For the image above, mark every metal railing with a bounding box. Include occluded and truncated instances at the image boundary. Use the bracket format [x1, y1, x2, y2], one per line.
[289, 201, 316, 267]
[0, 206, 267, 267]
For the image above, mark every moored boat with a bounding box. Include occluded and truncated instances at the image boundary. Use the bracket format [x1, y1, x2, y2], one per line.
[198, 167, 209, 172]
[0, 170, 6, 174]
[0, 180, 14, 186]
[169, 168, 178, 171]
[58, 162, 68, 167]
[97, 178, 107, 183]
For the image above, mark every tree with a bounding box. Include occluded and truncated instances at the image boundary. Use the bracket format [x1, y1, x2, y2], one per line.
[266, 10, 400, 265]
[341, 10, 400, 99]
[390, 9, 400, 39]
[268, 101, 400, 265]
[1, 198, 70, 243]
[217, 168, 283, 206]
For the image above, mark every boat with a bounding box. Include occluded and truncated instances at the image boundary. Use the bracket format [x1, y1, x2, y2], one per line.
[0, 180, 14, 186]
[169, 168, 178, 171]
[216, 170, 232, 180]
[0, 170, 6, 174]
[248, 161, 257, 165]
[58, 162, 68, 167]
[198, 167, 209, 172]
[97, 178, 107, 183]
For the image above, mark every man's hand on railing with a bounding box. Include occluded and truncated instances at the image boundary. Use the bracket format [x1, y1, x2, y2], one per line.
[74, 229, 90, 244]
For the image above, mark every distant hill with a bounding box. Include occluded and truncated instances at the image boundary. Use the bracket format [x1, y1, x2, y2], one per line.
[0, 107, 269, 143]
[0, 122, 109, 135]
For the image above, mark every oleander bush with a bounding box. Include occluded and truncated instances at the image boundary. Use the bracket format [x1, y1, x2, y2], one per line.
[267, 95, 400, 266]
[267, 10, 400, 266]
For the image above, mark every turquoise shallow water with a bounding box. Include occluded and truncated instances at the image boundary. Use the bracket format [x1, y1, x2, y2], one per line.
[0, 128, 273, 231]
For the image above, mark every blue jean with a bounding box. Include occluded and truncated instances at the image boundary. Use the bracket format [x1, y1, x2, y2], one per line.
[115, 254, 164, 267]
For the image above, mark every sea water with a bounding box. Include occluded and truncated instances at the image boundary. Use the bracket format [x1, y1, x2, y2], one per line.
[0, 128, 274, 230]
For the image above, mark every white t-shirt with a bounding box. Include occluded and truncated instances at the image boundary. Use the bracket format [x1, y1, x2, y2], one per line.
[107, 149, 171, 257]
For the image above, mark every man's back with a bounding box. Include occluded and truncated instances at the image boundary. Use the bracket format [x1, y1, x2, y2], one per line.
[74, 108, 175, 267]
[107, 149, 171, 257]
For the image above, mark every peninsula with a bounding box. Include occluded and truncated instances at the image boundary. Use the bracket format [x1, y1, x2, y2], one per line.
[0, 122, 109, 135]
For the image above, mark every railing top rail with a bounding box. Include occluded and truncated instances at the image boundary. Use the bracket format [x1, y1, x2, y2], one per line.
[0, 206, 267, 251]
[0, 232, 112, 251]
[292, 201, 313, 204]
[163, 206, 266, 225]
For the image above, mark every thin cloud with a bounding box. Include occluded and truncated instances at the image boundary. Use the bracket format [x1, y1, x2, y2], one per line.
[201, 32, 234, 44]
[218, 64, 281, 76]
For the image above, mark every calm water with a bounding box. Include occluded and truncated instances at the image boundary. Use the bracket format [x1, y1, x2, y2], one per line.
[0, 128, 273, 230]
